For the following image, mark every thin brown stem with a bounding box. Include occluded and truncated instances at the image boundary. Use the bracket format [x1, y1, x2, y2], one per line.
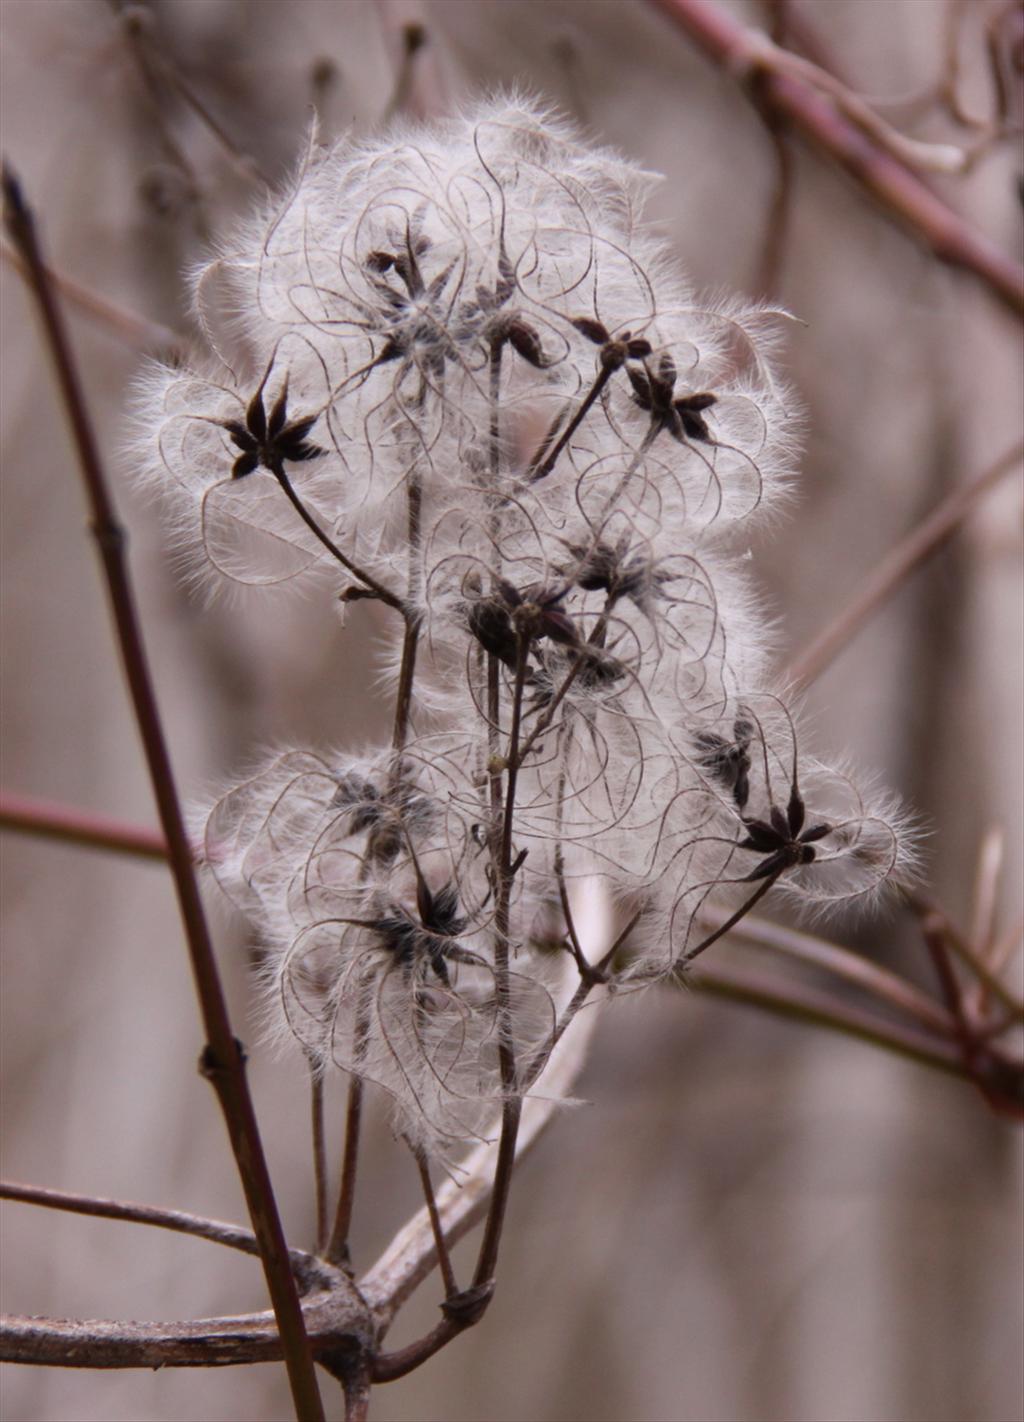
[470, 634, 531, 1291]
[391, 613, 422, 757]
[391, 475, 423, 756]
[470, 1094, 523, 1293]
[724, 912, 955, 1033]
[0, 791, 168, 862]
[2, 167, 325, 1422]
[907, 894, 1024, 1020]
[326, 476, 425, 1276]
[914, 909, 1022, 1117]
[371, 1317, 462, 1383]
[650, 0, 1024, 316]
[310, 1068, 329, 1256]
[682, 873, 783, 966]
[787, 442, 1023, 686]
[326, 1072, 364, 1268]
[514, 654, 585, 769]
[920, 913, 977, 1052]
[411, 1150, 458, 1298]
[0, 1182, 333, 1293]
[527, 363, 614, 482]
[271, 464, 404, 612]
[498, 634, 529, 887]
[362, 959, 609, 1323]
[383, 518, 530, 1384]
[512, 601, 615, 772]
[549, 910, 642, 1051]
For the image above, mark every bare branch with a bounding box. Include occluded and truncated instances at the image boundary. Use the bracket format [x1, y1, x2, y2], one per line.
[2, 166, 325, 1422]
[787, 442, 1023, 686]
[720, 912, 955, 1033]
[112, 0, 269, 186]
[1, 1283, 371, 1373]
[0, 790, 168, 862]
[1, 242, 185, 356]
[0, 1182, 332, 1294]
[687, 964, 969, 1076]
[649, 0, 1024, 317]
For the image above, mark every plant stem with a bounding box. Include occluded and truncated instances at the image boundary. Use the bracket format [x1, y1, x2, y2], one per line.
[0, 1180, 330, 1288]
[0, 791, 168, 861]
[412, 1150, 458, 1299]
[310, 1068, 329, 1256]
[271, 464, 404, 612]
[907, 893, 1024, 1020]
[649, 0, 1024, 317]
[724, 912, 955, 1032]
[686, 966, 974, 1077]
[787, 442, 1023, 685]
[527, 363, 614, 482]
[682, 873, 783, 965]
[326, 1072, 364, 1267]
[1, 242, 185, 354]
[114, 0, 269, 184]
[2, 165, 325, 1422]
[469, 599, 532, 1296]
[391, 476, 423, 756]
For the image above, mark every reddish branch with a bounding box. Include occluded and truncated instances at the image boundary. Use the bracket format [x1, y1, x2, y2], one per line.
[2, 166, 326, 1422]
[0, 791, 168, 861]
[650, 0, 1024, 318]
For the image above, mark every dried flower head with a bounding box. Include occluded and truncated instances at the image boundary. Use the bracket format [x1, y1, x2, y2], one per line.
[132, 95, 915, 1158]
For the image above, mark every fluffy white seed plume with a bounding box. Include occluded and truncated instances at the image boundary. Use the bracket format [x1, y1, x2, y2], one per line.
[132, 95, 914, 1159]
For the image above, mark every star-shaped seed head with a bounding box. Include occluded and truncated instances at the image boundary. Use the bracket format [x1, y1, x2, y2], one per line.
[736, 785, 833, 882]
[224, 369, 324, 479]
[567, 534, 677, 613]
[373, 881, 467, 987]
[627, 351, 717, 444]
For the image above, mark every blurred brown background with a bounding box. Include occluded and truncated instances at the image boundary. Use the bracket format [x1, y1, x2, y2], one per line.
[1, 2, 1021, 1420]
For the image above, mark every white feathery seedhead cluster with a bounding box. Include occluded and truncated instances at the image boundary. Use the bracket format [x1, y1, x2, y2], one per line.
[130, 96, 915, 1159]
